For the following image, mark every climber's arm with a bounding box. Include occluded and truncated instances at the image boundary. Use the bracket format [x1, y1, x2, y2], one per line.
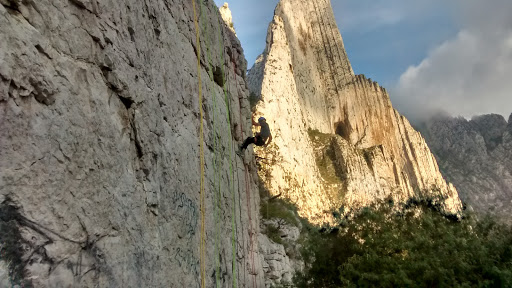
[252, 115, 260, 126]
[265, 134, 272, 146]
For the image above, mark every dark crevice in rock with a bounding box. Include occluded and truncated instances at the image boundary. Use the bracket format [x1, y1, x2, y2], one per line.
[35, 44, 52, 59]
[1, 0, 21, 13]
[354, 125, 368, 148]
[69, 0, 87, 9]
[362, 149, 374, 173]
[68, 0, 96, 15]
[149, 14, 161, 39]
[32, 89, 56, 106]
[119, 95, 133, 110]
[85, 30, 104, 47]
[213, 66, 224, 87]
[128, 26, 135, 42]
[130, 121, 143, 159]
[335, 121, 350, 142]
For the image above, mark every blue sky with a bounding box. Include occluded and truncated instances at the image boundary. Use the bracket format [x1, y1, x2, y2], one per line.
[213, 0, 512, 120]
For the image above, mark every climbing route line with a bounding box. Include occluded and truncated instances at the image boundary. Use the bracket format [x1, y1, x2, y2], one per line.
[198, 0, 226, 286]
[233, 56, 258, 288]
[218, 24, 239, 288]
[191, 0, 206, 286]
[213, 3, 239, 287]
[194, 0, 249, 286]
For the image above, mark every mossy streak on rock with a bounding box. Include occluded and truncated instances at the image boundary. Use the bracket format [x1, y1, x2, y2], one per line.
[307, 129, 343, 185]
[306, 129, 347, 209]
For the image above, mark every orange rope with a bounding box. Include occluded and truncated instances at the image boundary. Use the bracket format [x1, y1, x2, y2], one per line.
[191, 0, 206, 286]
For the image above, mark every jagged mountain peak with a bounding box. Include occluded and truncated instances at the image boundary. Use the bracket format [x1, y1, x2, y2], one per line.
[421, 112, 512, 224]
[248, 0, 462, 224]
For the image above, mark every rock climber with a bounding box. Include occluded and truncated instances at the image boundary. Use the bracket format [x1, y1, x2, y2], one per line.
[239, 115, 272, 152]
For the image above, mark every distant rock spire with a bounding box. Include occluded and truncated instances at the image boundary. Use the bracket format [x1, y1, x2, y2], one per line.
[219, 2, 236, 35]
[248, 0, 462, 223]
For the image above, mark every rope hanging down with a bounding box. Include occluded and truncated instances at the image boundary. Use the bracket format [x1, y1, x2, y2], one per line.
[194, 0, 239, 286]
[233, 57, 258, 288]
[218, 23, 239, 288]
[199, 1, 225, 287]
[191, 0, 206, 286]
[194, 0, 248, 286]
[214, 15, 240, 288]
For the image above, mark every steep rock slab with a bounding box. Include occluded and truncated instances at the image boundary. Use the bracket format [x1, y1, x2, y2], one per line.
[248, 0, 461, 224]
[0, 0, 263, 286]
[421, 113, 512, 224]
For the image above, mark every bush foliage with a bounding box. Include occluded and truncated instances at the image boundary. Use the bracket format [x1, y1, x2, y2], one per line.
[294, 202, 512, 288]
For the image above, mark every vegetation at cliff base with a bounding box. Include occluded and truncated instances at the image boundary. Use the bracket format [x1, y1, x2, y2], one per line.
[293, 202, 512, 287]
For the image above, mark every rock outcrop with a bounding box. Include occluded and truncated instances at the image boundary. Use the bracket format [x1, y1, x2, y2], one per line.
[219, 3, 236, 35]
[0, 0, 264, 286]
[420, 113, 512, 224]
[248, 0, 462, 224]
[258, 219, 303, 286]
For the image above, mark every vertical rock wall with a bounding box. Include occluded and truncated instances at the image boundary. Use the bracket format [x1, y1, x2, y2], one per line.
[0, 0, 264, 286]
[248, 0, 462, 224]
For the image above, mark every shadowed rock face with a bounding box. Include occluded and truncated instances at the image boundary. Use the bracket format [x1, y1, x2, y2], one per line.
[421, 113, 512, 224]
[0, 0, 264, 286]
[248, 0, 462, 225]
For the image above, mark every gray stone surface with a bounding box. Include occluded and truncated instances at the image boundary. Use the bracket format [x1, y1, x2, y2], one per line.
[421, 113, 512, 224]
[0, 261, 10, 287]
[0, 0, 264, 286]
[258, 219, 303, 287]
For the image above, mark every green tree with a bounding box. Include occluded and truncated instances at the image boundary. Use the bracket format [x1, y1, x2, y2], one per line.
[294, 201, 512, 287]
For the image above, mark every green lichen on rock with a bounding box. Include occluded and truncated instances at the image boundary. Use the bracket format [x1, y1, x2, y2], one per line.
[307, 129, 344, 185]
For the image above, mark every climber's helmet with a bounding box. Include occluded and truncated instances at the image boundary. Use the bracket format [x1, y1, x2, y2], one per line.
[258, 117, 266, 123]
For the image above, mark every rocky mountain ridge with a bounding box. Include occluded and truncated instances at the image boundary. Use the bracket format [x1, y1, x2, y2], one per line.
[248, 0, 462, 225]
[420, 113, 512, 224]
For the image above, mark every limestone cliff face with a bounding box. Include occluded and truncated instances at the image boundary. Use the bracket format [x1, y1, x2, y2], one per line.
[420, 113, 512, 224]
[219, 3, 236, 35]
[0, 0, 264, 286]
[248, 0, 462, 224]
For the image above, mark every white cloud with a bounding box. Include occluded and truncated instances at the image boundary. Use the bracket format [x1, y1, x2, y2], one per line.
[392, 1, 512, 121]
[333, 0, 450, 33]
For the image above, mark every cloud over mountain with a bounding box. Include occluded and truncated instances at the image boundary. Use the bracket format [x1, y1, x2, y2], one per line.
[392, 0, 512, 121]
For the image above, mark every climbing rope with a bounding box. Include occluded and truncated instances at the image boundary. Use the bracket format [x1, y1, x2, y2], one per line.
[194, 1, 246, 286]
[233, 57, 258, 288]
[191, 0, 206, 286]
[216, 19, 239, 288]
[198, 0, 223, 286]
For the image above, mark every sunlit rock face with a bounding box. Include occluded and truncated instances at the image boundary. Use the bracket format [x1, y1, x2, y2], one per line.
[219, 2, 236, 35]
[248, 0, 462, 224]
[0, 0, 264, 286]
[421, 113, 512, 224]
